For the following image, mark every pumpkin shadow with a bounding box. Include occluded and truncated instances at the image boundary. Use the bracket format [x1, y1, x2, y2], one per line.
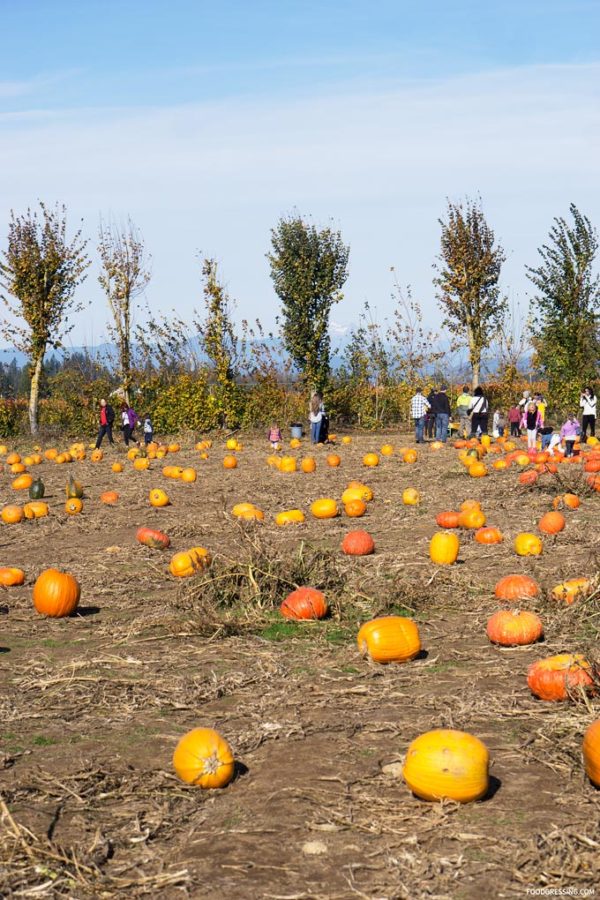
[0, 604, 9, 615]
[0, 646, 10, 653]
[483, 775, 501, 800]
[415, 650, 429, 661]
[72, 606, 101, 618]
[233, 761, 249, 781]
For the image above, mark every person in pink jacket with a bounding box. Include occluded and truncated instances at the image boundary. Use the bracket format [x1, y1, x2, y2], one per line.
[521, 401, 542, 450]
[560, 414, 581, 457]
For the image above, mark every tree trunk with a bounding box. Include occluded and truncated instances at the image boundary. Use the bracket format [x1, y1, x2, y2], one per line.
[471, 358, 480, 391]
[466, 320, 480, 390]
[29, 353, 44, 436]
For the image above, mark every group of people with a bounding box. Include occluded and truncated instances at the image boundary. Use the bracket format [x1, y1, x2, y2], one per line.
[410, 384, 597, 454]
[95, 400, 154, 449]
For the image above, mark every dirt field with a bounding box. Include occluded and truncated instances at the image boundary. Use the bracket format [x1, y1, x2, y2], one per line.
[1, 431, 599, 899]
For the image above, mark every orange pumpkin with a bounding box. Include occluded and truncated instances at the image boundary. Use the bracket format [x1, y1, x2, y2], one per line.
[32, 568, 80, 617]
[403, 729, 489, 803]
[583, 720, 600, 788]
[149, 488, 170, 507]
[527, 653, 595, 701]
[357, 615, 421, 664]
[172, 727, 235, 789]
[0, 567, 25, 586]
[136, 526, 171, 550]
[12, 473, 33, 491]
[65, 498, 83, 515]
[363, 452, 380, 467]
[169, 547, 211, 577]
[279, 456, 297, 474]
[457, 507, 486, 529]
[538, 511, 565, 535]
[100, 491, 120, 505]
[23, 501, 49, 519]
[486, 609, 543, 646]
[550, 578, 591, 604]
[468, 461, 487, 478]
[326, 453, 341, 467]
[494, 574, 540, 602]
[301, 457, 316, 473]
[341, 529, 375, 556]
[91, 449, 103, 462]
[133, 457, 150, 471]
[514, 532, 543, 556]
[180, 467, 197, 483]
[403, 449, 418, 464]
[344, 498, 367, 518]
[223, 455, 238, 469]
[310, 498, 339, 519]
[1, 505, 24, 525]
[552, 493, 580, 510]
[112, 462, 124, 473]
[435, 511, 460, 528]
[6, 452, 21, 465]
[402, 488, 420, 506]
[275, 509, 306, 526]
[429, 531, 459, 565]
[280, 587, 328, 620]
[518, 469, 538, 486]
[474, 526, 503, 545]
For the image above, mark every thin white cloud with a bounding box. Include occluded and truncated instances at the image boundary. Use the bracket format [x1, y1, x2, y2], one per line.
[0, 63, 599, 346]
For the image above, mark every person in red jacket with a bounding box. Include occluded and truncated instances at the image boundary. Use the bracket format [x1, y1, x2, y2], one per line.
[95, 399, 115, 448]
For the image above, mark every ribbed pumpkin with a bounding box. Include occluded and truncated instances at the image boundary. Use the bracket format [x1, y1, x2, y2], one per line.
[494, 574, 540, 602]
[474, 526, 503, 545]
[100, 491, 119, 505]
[429, 531, 459, 565]
[23, 501, 49, 519]
[403, 730, 489, 803]
[341, 529, 375, 556]
[344, 498, 367, 518]
[32, 568, 80, 618]
[357, 615, 420, 664]
[435, 511, 460, 528]
[28, 478, 45, 500]
[518, 469, 538, 486]
[583, 720, 600, 788]
[326, 453, 341, 467]
[280, 586, 328, 620]
[275, 509, 306, 526]
[1, 505, 24, 524]
[169, 547, 211, 577]
[136, 526, 171, 550]
[514, 532, 543, 556]
[149, 488, 170, 507]
[363, 453, 379, 467]
[538, 511, 565, 535]
[550, 578, 591, 604]
[301, 457, 316, 473]
[527, 653, 595, 701]
[0, 567, 25, 586]
[65, 498, 83, 515]
[457, 508, 486, 529]
[173, 727, 235, 788]
[486, 609, 543, 646]
[310, 498, 339, 519]
[402, 488, 420, 506]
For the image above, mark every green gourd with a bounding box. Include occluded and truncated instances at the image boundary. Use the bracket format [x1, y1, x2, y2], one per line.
[29, 478, 45, 500]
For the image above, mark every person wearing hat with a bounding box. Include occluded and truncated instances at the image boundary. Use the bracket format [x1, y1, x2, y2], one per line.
[431, 384, 451, 442]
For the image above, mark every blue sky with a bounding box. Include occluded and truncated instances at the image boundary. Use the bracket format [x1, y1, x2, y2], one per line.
[1, 0, 599, 352]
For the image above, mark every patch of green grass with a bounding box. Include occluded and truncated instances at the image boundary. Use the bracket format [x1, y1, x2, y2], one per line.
[260, 621, 300, 641]
[323, 624, 353, 644]
[425, 660, 465, 674]
[339, 664, 360, 675]
[32, 735, 56, 746]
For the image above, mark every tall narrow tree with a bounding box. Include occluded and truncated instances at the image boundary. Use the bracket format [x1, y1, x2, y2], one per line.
[198, 258, 240, 427]
[526, 203, 600, 406]
[0, 203, 89, 434]
[268, 215, 349, 392]
[98, 218, 151, 402]
[434, 198, 506, 388]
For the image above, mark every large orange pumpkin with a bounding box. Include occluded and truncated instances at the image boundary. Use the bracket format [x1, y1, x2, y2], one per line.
[275, 509, 306, 526]
[344, 498, 367, 518]
[357, 615, 421, 664]
[486, 609, 543, 646]
[458, 508, 486, 529]
[32, 568, 80, 618]
[23, 501, 49, 519]
[12, 474, 33, 491]
[474, 526, 503, 545]
[223, 455, 238, 469]
[363, 452, 380, 467]
[583, 720, 600, 788]
[326, 453, 341, 467]
[403, 729, 489, 803]
[527, 653, 595, 701]
[494, 574, 540, 602]
[136, 526, 171, 550]
[341, 530, 375, 556]
[280, 587, 328, 620]
[172, 727, 235, 788]
[301, 457, 316, 473]
[403, 449, 417, 464]
[538, 511, 565, 535]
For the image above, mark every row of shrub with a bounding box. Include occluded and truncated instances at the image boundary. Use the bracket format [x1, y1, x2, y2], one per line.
[0, 371, 553, 439]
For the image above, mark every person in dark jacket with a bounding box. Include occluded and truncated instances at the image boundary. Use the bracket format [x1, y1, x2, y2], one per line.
[425, 387, 437, 439]
[95, 398, 115, 448]
[468, 387, 489, 436]
[432, 384, 451, 442]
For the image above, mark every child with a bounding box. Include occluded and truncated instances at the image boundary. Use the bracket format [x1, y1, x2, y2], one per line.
[560, 413, 581, 457]
[492, 409, 504, 438]
[143, 413, 154, 445]
[268, 422, 282, 449]
[508, 404, 521, 437]
[521, 401, 542, 450]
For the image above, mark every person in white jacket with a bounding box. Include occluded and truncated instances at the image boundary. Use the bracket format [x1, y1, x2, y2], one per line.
[580, 387, 597, 439]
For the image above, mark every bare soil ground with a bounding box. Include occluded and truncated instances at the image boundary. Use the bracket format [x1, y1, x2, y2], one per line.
[1, 431, 599, 899]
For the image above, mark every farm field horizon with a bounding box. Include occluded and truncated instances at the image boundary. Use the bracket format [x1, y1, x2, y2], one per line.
[1, 430, 599, 898]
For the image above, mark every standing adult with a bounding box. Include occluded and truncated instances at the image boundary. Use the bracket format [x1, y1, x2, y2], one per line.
[455, 385, 472, 438]
[518, 389, 531, 411]
[468, 387, 489, 437]
[507, 403, 521, 437]
[309, 392, 325, 445]
[410, 387, 430, 444]
[95, 398, 115, 449]
[425, 386, 437, 439]
[580, 386, 597, 439]
[120, 401, 139, 446]
[432, 385, 451, 443]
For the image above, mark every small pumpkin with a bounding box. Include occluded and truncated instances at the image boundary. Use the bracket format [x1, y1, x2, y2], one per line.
[136, 526, 171, 550]
[403, 449, 418, 464]
[223, 455, 238, 469]
[149, 488, 170, 507]
[457, 508, 486, 529]
[468, 461, 487, 478]
[435, 511, 460, 529]
[1, 505, 24, 525]
[28, 478, 45, 500]
[301, 457, 316, 473]
[514, 532, 543, 556]
[133, 457, 150, 471]
[91, 449, 103, 462]
[363, 452, 380, 467]
[12, 473, 33, 491]
[527, 653, 595, 701]
[0, 567, 25, 586]
[429, 531, 459, 565]
[275, 509, 306, 526]
[552, 493, 580, 510]
[32, 568, 80, 618]
[289, 437, 301, 449]
[100, 491, 120, 505]
[279, 456, 297, 473]
[344, 498, 367, 518]
[341, 529, 375, 556]
[180, 467, 197, 483]
[538, 511, 565, 535]
[486, 609, 543, 646]
[357, 615, 420, 664]
[310, 498, 339, 519]
[583, 720, 600, 788]
[23, 501, 49, 519]
[550, 578, 591, 604]
[280, 586, 328, 620]
[66, 477, 84, 499]
[326, 453, 341, 467]
[380, 443, 394, 456]
[403, 729, 489, 803]
[402, 488, 420, 506]
[474, 526, 503, 545]
[112, 462, 124, 473]
[173, 727, 235, 788]
[65, 498, 83, 515]
[494, 574, 540, 602]
[169, 547, 211, 577]
[6, 452, 21, 465]
[518, 469, 538, 486]
[346, 481, 373, 501]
